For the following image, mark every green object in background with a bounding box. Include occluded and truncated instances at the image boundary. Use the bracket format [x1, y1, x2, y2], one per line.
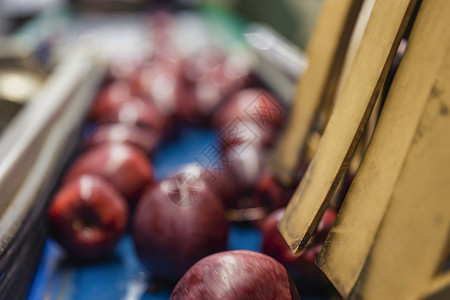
[198, 4, 250, 50]
[201, 0, 323, 49]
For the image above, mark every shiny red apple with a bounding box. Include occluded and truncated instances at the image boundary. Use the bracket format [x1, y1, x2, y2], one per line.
[253, 171, 294, 211]
[197, 145, 266, 210]
[199, 167, 238, 209]
[64, 143, 153, 205]
[48, 175, 128, 260]
[89, 80, 133, 121]
[94, 97, 166, 132]
[219, 118, 277, 152]
[170, 164, 238, 209]
[83, 124, 162, 155]
[261, 208, 337, 296]
[182, 47, 226, 83]
[171, 250, 300, 300]
[223, 144, 266, 198]
[179, 48, 226, 123]
[131, 59, 184, 119]
[133, 171, 228, 282]
[262, 208, 337, 264]
[212, 88, 284, 131]
[149, 11, 179, 63]
[109, 56, 142, 81]
[176, 48, 252, 123]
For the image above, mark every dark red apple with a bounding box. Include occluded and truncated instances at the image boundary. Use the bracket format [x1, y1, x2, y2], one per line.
[89, 81, 133, 121]
[261, 208, 337, 296]
[253, 162, 311, 214]
[223, 145, 266, 198]
[212, 88, 284, 132]
[64, 143, 153, 205]
[182, 53, 226, 120]
[253, 171, 294, 211]
[261, 209, 300, 265]
[173, 165, 265, 223]
[200, 167, 267, 223]
[262, 208, 337, 265]
[149, 11, 179, 63]
[196, 145, 266, 210]
[182, 48, 226, 84]
[131, 59, 183, 118]
[83, 124, 162, 155]
[48, 175, 128, 260]
[198, 53, 252, 100]
[171, 250, 300, 300]
[169, 164, 237, 209]
[109, 56, 142, 81]
[94, 97, 166, 132]
[176, 48, 252, 123]
[218, 118, 276, 152]
[133, 171, 228, 282]
[199, 167, 238, 209]
[176, 164, 252, 211]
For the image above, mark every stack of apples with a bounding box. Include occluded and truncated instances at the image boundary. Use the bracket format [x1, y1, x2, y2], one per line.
[47, 11, 338, 299]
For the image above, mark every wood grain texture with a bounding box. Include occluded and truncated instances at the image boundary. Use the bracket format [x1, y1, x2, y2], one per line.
[269, 0, 363, 186]
[331, 0, 375, 111]
[316, 0, 450, 296]
[279, 0, 418, 253]
[350, 31, 450, 299]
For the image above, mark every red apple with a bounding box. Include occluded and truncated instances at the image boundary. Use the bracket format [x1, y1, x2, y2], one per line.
[64, 143, 153, 205]
[254, 171, 294, 211]
[176, 164, 253, 211]
[200, 53, 252, 100]
[196, 145, 266, 210]
[170, 164, 237, 209]
[199, 167, 238, 209]
[261, 209, 300, 265]
[48, 175, 128, 260]
[83, 124, 162, 155]
[94, 97, 166, 132]
[261, 208, 337, 296]
[212, 88, 284, 132]
[89, 81, 133, 121]
[253, 162, 311, 214]
[182, 48, 226, 83]
[262, 208, 337, 265]
[223, 145, 266, 198]
[131, 59, 183, 118]
[174, 164, 265, 224]
[133, 171, 228, 282]
[219, 118, 276, 152]
[149, 11, 179, 62]
[176, 48, 252, 123]
[109, 56, 142, 81]
[220, 54, 253, 90]
[171, 250, 300, 300]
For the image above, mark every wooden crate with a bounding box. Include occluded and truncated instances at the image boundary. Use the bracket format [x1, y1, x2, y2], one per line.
[275, 0, 450, 299]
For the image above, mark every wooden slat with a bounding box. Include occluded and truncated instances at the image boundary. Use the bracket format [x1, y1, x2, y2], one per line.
[279, 0, 418, 253]
[420, 272, 450, 300]
[350, 36, 450, 298]
[269, 0, 363, 186]
[316, 0, 450, 296]
[329, 0, 375, 113]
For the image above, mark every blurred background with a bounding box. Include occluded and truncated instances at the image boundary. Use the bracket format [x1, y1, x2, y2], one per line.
[0, 0, 322, 47]
[0, 0, 321, 134]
